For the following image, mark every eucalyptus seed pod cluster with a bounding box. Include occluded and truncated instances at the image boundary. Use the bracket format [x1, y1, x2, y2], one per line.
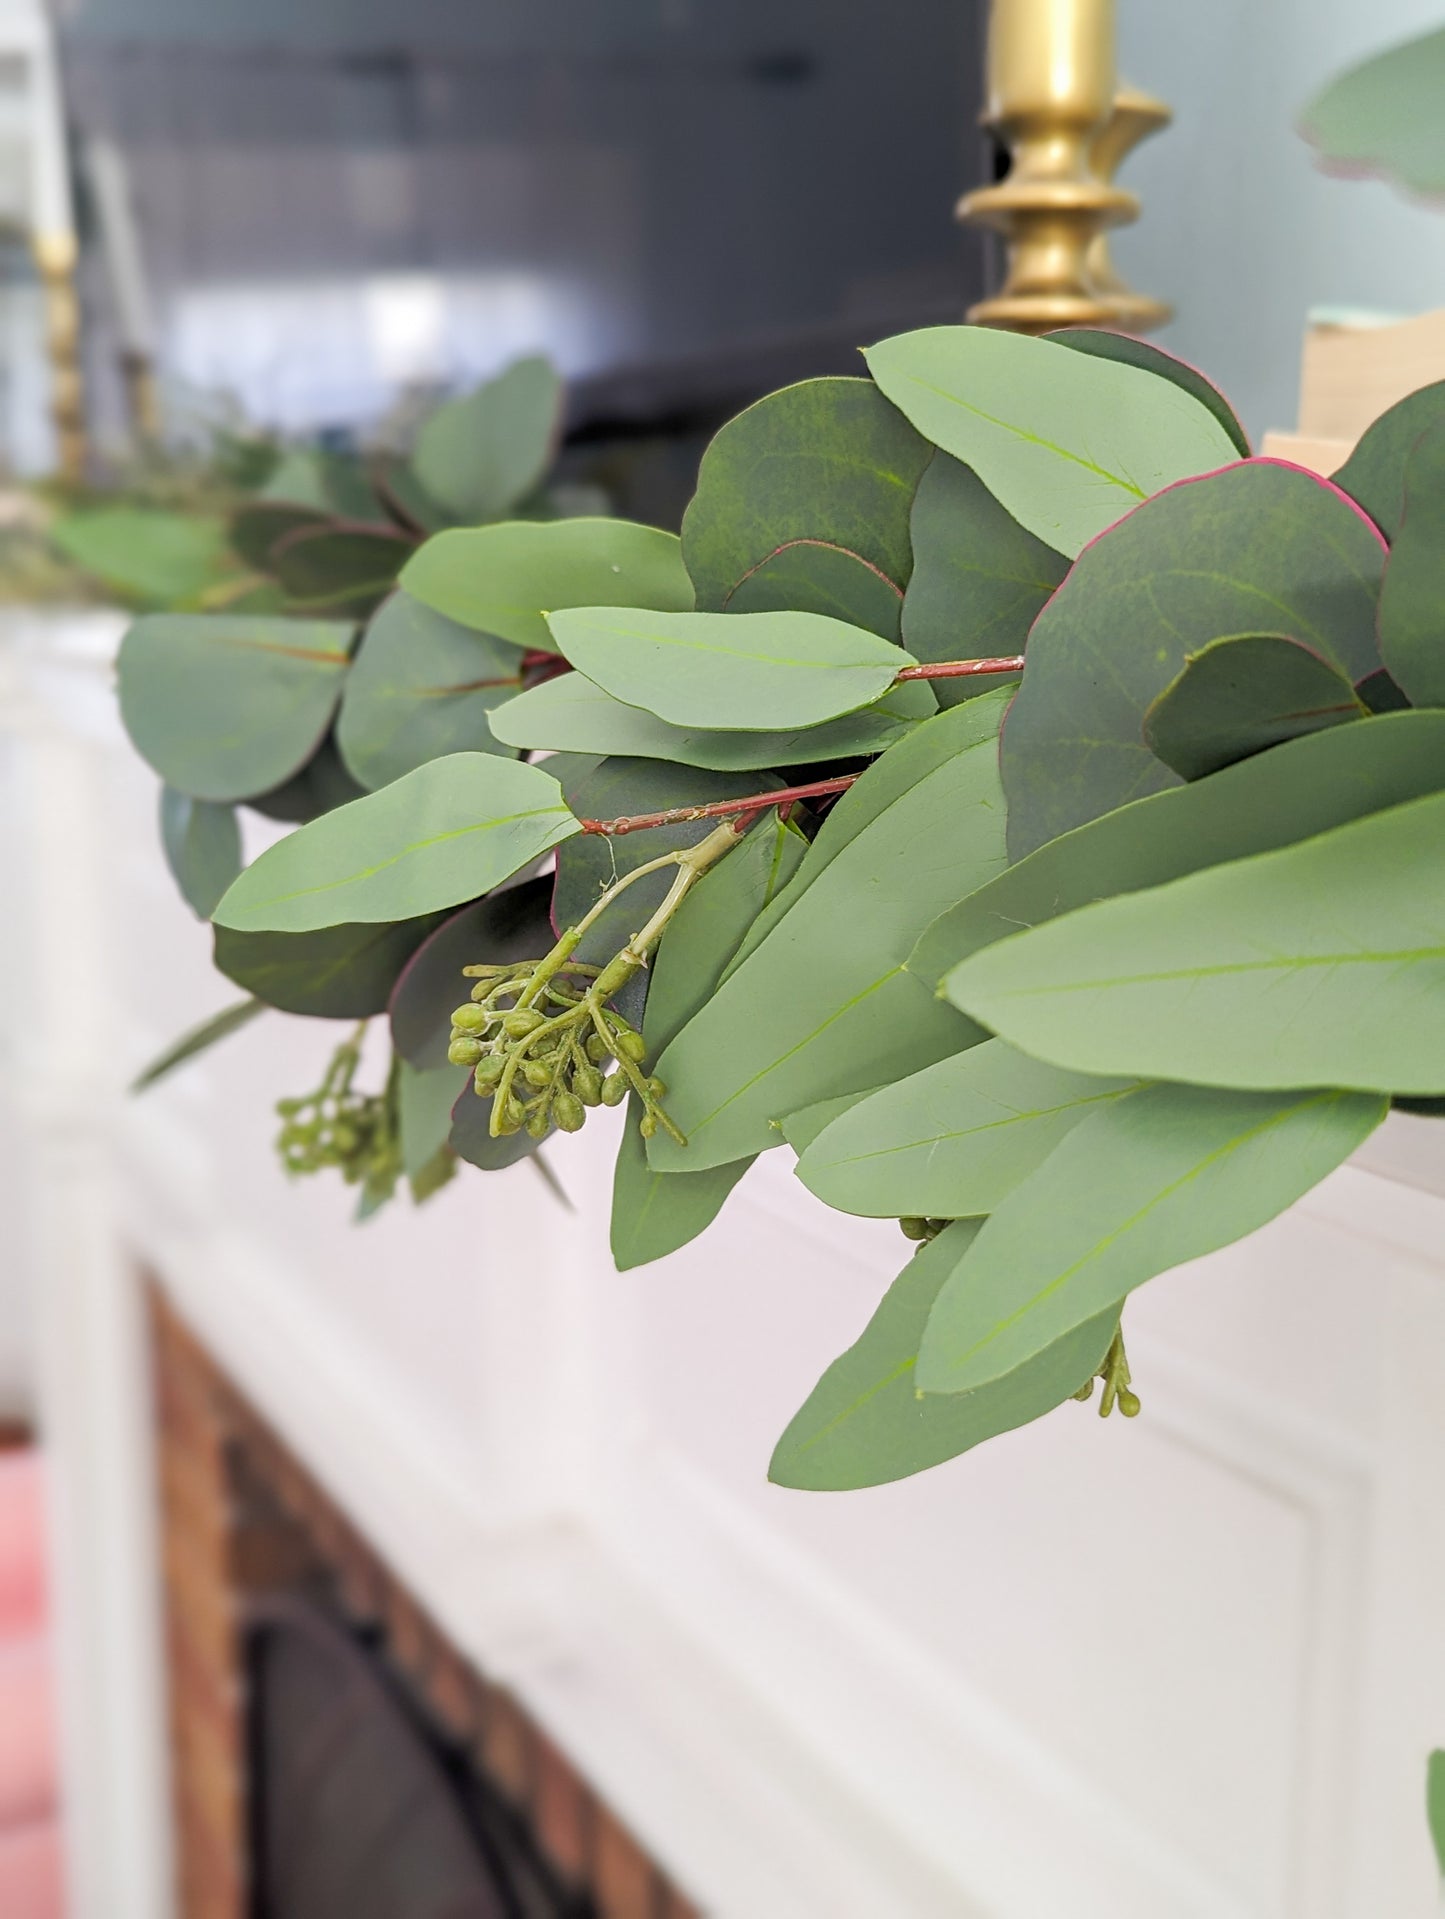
[899, 1216, 949, 1248]
[274, 1035, 402, 1204]
[447, 950, 680, 1145]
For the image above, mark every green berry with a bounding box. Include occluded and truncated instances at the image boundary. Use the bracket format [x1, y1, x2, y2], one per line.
[554, 1093, 586, 1133]
[899, 1217, 929, 1242]
[646, 1077, 667, 1101]
[527, 1107, 551, 1139]
[503, 1009, 545, 1038]
[523, 1059, 553, 1089]
[615, 1029, 647, 1062]
[601, 1072, 628, 1107]
[573, 1066, 603, 1106]
[448, 1037, 484, 1067]
[451, 1003, 489, 1033]
[585, 1034, 610, 1065]
[473, 1054, 504, 1089]
[639, 1110, 657, 1140]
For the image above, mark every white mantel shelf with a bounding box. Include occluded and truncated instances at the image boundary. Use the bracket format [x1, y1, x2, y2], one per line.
[6, 608, 1445, 1919]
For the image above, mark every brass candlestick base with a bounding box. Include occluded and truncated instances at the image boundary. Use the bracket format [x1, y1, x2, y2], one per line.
[1087, 86, 1172, 332]
[33, 230, 87, 484]
[961, 0, 1171, 336]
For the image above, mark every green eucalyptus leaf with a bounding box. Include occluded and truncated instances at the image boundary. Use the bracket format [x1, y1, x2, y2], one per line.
[1333, 383, 1445, 542]
[411, 355, 562, 522]
[268, 523, 415, 615]
[947, 787, 1445, 1094]
[545, 607, 909, 732]
[1301, 27, 1445, 196]
[1050, 328, 1251, 458]
[1378, 422, 1445, 706]
[263, 447, 382, 519]
[721, 678, 1005, 986]
[247, 733, 368, 824]
[397, 1059, 468, 1181]
[336, 592, 522, 789]
[490, 669, 934, 768]
[389, 876, 555, 1070]
[214, 754, 578, 933]
[130, 997, 265, 1093]
[610, 810, 807, 1270]
[118, 614, 354, 803]
[796, 1041, 1136, 1220]
[1000, 460, 1387, 857]
[863, 325, 1240, 557]
[1142, 633, 1367, 781]
[229, 500, 330, 575]
[51, 507, 228, 607]
[722, 538, 905, 640]
[769, 1221, 1118, 1491]
[448, 1083, 547, 1171]
[1428, 1751, 1445, 1878]
[214, 912, 446, 1018]
[917, 1084, 1385, 1396]
[401, 517, 692, 649]
[159, 787, 241, 919]
[778, 1087, 885, 1155]
[911, 708, 1445, 992]
[648, 694, 1010, 1173]
[682, 376, 930, 618]
[900, 452, 1065, 704]
[372, 452, 455, 536]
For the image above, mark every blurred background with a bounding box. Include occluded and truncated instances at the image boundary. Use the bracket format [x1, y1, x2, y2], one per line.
[6, 4, 1445, 1918]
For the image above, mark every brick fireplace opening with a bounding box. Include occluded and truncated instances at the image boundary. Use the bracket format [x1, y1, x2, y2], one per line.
[150, 1289, 701, 1919]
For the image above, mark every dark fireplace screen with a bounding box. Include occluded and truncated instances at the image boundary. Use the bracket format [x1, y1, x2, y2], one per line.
[248, 1597, 577, 1919]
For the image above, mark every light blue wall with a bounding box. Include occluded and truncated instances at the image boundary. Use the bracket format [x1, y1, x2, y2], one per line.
[1115, 0, 1445, 442]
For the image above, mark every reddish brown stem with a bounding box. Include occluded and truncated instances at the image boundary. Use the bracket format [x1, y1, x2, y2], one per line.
[580, 774, 859, 838]
[895, 656, 1024, 681]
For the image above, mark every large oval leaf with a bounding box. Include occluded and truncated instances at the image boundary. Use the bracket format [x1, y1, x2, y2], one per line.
[544, 607, 908, 732]
[118, 614, 354, 802]
[901, 452, 1064, 704]
[1378, 422, 1445, 706]
[213, 754, 579, 933]
[916, 1085, 1385, 1397]
[1333, 382, 1445, 542]
[947, 788, 1445, 1094]
[999, 460, 1387, 856]
[1300, 27, 1445, 196]
[269, 523, 415, 615]
[911, 707, 1445, 992]
[648, 695, 1010, 1172]
[795, 1040, 1135, 1220]
[721, 538, 905, 641]
[214, 913, 447, 1018]
[51, 506, 228, 607]
[489, 669, 934, 767]
[336, 592, 521, 789]
[1049, 329, 1250, 458]
[863, 326, 1240, 557]
[411, 356, 562, 523]
[610, 809, 806, 1271]
[159, 787, 241, 920]
[389, 877, 556, 1070]
[1142, 633, 1366, 781]
[681, 375, 930, 623]
[400, 518, 692, 649]
[229, 500, 330, 575]
[769, 1220, 1119, 1490]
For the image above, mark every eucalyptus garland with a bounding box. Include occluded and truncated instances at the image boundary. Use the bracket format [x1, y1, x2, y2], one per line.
[118, 322, 1445, 1495]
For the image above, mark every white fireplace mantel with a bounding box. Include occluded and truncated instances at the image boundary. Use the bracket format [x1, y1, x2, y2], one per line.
[5, 608, 1445, 1919]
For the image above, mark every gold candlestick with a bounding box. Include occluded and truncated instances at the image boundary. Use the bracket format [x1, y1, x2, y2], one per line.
[960, 0, 1170, 335]
[1087, 85, 1172, 331]
[32, 230, 87, 484]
